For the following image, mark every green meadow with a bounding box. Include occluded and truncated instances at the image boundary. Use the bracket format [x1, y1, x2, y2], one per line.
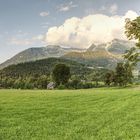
[0, 87, 140, 140]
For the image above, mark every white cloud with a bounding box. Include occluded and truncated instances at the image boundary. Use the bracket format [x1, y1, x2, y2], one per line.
[10, 38, 33, 46]
[40, 11, 49, 17]
[9, 35, 44, 46]
[43, 10, 138, 48]
[109, 4, 118, 14]
[100, 4, 118, 14]
[124, 10, 138, 20]
[41, 22, 50, 28]
[32, 35, 44, 41]
[58, 1, 77, 12]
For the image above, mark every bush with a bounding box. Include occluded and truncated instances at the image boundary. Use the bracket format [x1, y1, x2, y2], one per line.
[69, 79, 81, 89]
[57, 84, 67, 90]
[67, 79, 94, 89]
[82, 82, 94, 89]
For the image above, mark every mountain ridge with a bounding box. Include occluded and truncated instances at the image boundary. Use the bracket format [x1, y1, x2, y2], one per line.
[0, 39, 136, 70]
[0, 45, 85, 69]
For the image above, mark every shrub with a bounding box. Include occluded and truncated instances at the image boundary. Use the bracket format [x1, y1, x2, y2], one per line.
[57, 84, 67, 90]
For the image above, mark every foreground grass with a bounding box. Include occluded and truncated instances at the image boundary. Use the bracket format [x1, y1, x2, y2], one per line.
[0, 87, 140, 140]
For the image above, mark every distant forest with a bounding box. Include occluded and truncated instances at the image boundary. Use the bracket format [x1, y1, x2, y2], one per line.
[0, 58, 139, 89]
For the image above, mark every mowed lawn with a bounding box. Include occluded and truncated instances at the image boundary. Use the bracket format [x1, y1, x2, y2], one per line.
[0, 87, 140, 140]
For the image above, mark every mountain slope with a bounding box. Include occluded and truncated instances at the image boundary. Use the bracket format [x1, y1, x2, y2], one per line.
[62, 39, 135, 69]
[0, 39, 136, 70]
[0, 45, 84, 70]
[0, 58, 92, 78]
[107, 39, 134, 55]
[62, 50, 120, 69]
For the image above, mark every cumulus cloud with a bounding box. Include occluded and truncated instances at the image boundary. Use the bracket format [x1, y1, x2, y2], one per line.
[43, 10, 138, 48]
[40, 11, 49, 17]
[58, 1, 77, 12]
[124, 10, 138, 20]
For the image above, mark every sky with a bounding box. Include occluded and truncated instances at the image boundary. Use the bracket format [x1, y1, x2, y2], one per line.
[0, 0, 140, 63]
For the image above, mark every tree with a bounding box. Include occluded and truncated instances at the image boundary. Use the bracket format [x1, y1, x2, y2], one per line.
[87, 72, 99, 87]
[104, 71, 115, 86]
[37, 75, 48, 89]
[69, 79, 82, 89]
[125, 17, 140, 66]
[123, 62, 133, 84]
[52, 64, 71, 86]
[115, 63, 128, 86]
[101, 62, 133, 87]
[114, 62, 133, 86]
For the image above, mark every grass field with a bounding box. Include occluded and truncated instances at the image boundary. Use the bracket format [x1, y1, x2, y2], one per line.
[0, 87, 140, 140]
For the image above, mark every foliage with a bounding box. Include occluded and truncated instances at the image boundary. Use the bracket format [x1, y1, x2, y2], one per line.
[125, 17, 140, 66]
[67, 79, 82, 89]
[104, 62, 133, 86]
[0, 58, 93, 89]
[0, 57, 135, 89]
[115, 63, 127, 86]
[104, 71, 115, 86]
[57, 84, 67, 90]
[52, 64, 71, 86]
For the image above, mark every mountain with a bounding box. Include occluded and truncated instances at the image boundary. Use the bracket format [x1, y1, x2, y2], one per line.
[0, 45, 85, 70]
[87, 44, 96, 51]
[107, 39, 134, 55]
[62, 47, 119, 69]
[0, 39, 137, 70]
[62, 39, 135, 69]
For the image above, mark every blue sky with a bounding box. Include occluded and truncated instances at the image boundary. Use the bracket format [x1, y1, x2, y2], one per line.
[0, 0, 140, 63]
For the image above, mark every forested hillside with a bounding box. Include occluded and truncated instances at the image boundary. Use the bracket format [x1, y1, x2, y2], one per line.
[0, 58, 110, 89]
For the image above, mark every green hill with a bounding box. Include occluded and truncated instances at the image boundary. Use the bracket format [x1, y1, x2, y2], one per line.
[0, 58, 111, 89]
[0, 58, 92, 79]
